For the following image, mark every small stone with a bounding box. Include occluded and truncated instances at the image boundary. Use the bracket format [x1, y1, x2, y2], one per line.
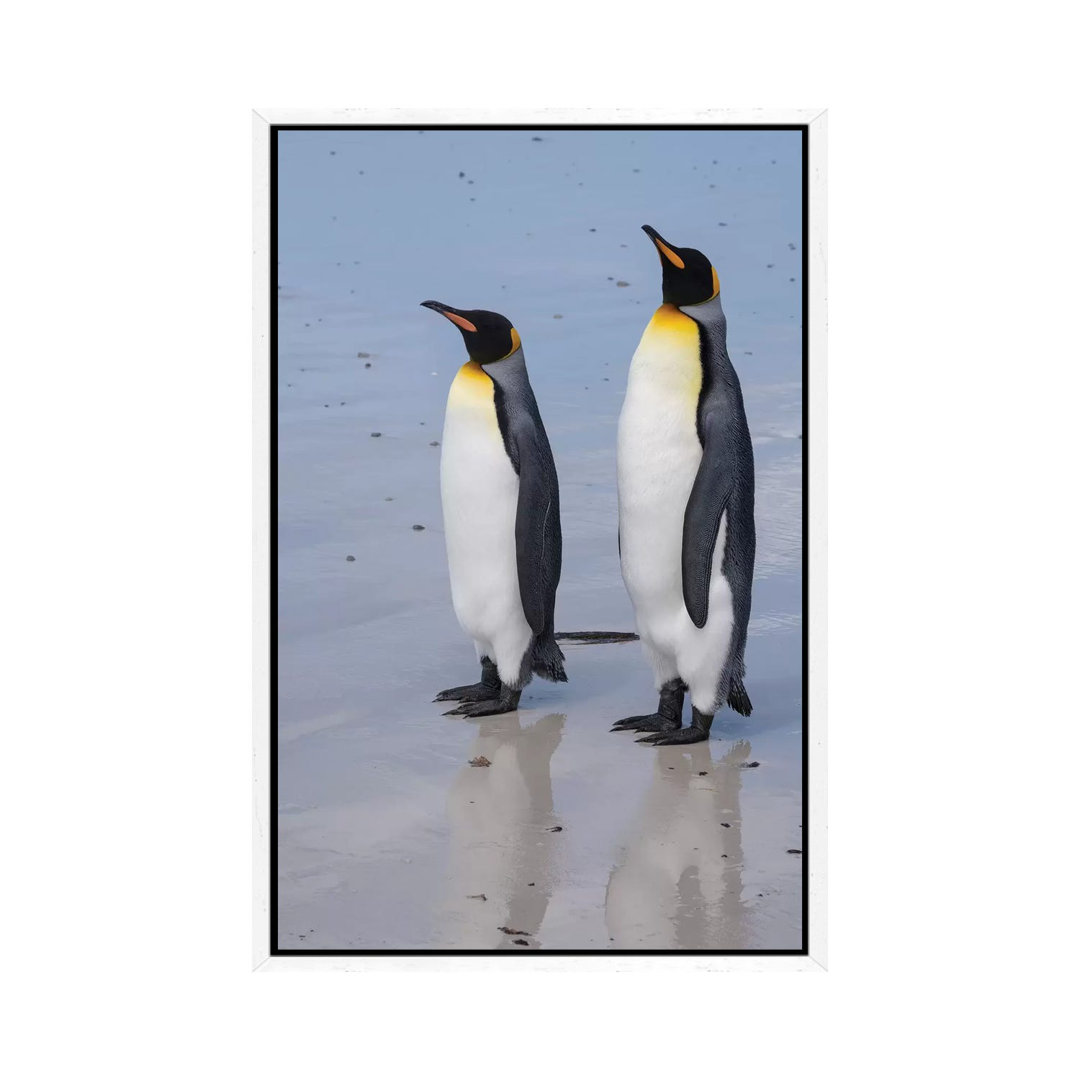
[345, 555, 355, 562]
[721, 822, 731, 828]
[458, 171, 465, 178]
[616, 281, 630, 288]
[553, 314, 563, 319]
[512, 939, 529, 947]
[546, 826, 563, 832]
[531, 136, 543, 142]
[741, 761, 760, 768]
[371, 432, 382, 437]
[365, 363, 371, 368]
[429, 440, 440, 446]
[468, 755, 491, 767]
[698, 771, 707, 776]
[357, 352, 371, 358]
[498, 926, 529, 936]
[787, 849, 802, 855]
[412, 524, 426, 531]
[384, 497, 393, 501]
[467, 893, 487, 901]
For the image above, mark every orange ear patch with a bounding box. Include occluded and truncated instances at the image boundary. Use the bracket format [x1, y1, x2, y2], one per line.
[443, 310, 477, 333]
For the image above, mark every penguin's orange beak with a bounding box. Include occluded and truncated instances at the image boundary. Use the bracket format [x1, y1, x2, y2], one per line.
[420, 300, 477, 333]
[642, 224, 685, 269]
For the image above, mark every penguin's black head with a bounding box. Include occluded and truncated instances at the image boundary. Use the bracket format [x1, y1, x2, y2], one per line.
[642, 225, 719, 308]
[420, 301, 521, 365]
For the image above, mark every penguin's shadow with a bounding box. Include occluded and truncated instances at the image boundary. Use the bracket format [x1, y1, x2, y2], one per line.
[442, 712, 565, 949]
[605, 738, 752, 949]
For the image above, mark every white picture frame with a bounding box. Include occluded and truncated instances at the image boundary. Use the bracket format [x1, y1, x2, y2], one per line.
[253, 109, 827, 972]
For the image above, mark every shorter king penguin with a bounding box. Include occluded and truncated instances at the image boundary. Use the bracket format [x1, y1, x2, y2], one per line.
[421, 302, 566, 716]
[611, 226, 756, 745]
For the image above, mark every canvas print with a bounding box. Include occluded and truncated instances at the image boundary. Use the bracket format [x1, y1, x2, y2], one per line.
[272, 125, 807, 953]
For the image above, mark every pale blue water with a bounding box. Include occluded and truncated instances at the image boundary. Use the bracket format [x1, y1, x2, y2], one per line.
[276, 128, 804, 950]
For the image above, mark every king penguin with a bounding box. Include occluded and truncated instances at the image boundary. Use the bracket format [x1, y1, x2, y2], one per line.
[421, 301, 566, 716]
[611, 226, 755, 745]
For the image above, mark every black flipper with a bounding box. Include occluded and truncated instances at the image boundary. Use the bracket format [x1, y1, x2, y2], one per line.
[682, 408, 735, 629]
[555, 631, 638, 644]
[512, 421, 565, 683]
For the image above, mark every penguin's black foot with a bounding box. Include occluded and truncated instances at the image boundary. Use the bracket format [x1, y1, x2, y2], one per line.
[610, 679, 686, 734]
[434, 683, 497, 703]
[637, 726, 707, 745]
[638, 708, 714, 746]
[444, 689, 522, 718]
[610, 713, 680, 734]
[434, 658, 501, 703]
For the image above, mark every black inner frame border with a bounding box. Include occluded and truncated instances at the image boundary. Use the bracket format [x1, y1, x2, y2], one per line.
[268, 123, 811, 957]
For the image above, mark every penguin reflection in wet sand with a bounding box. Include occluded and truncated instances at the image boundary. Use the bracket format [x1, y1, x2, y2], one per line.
[611, 226, 755, 745]
[421, 302, 566, 716]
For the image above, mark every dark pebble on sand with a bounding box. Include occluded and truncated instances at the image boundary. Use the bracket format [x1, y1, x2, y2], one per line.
[429, 440, 440, 446]
[788, 242, 796, 250]
[553, 314, 563, 319]
[531, 136, 543, 142]
[741, 761, 760, 768]
[512, 939, 529, 947]
[458, 171, 465, 178]
[616, 281, 630, 287]
[346, 555, 355, 562]
[412, 524, 425, 531]
[787, 849, 802, 855]
[357, 351, 371, 358]
[371, 432, 381, 437]
[698, 771, 707, 776]
[547, 826, 563, 833]
[718, 222, 727, 227]
[365, 363, 371, 368]
[721, 823, 731, 828]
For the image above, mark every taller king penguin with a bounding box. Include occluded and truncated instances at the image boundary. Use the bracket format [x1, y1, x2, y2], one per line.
[612, 226, 756, 746]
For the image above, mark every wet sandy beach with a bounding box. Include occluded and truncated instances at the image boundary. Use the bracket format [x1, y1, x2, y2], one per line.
[276, 128, 804, 950]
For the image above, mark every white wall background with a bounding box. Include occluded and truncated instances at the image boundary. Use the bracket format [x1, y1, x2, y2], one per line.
[2, 2, 1075, 1076]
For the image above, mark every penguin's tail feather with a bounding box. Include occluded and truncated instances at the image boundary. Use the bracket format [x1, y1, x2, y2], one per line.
[532, 633, 568, 683]
[727, 676, 753, 717]
[554, 631, 639, 644]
